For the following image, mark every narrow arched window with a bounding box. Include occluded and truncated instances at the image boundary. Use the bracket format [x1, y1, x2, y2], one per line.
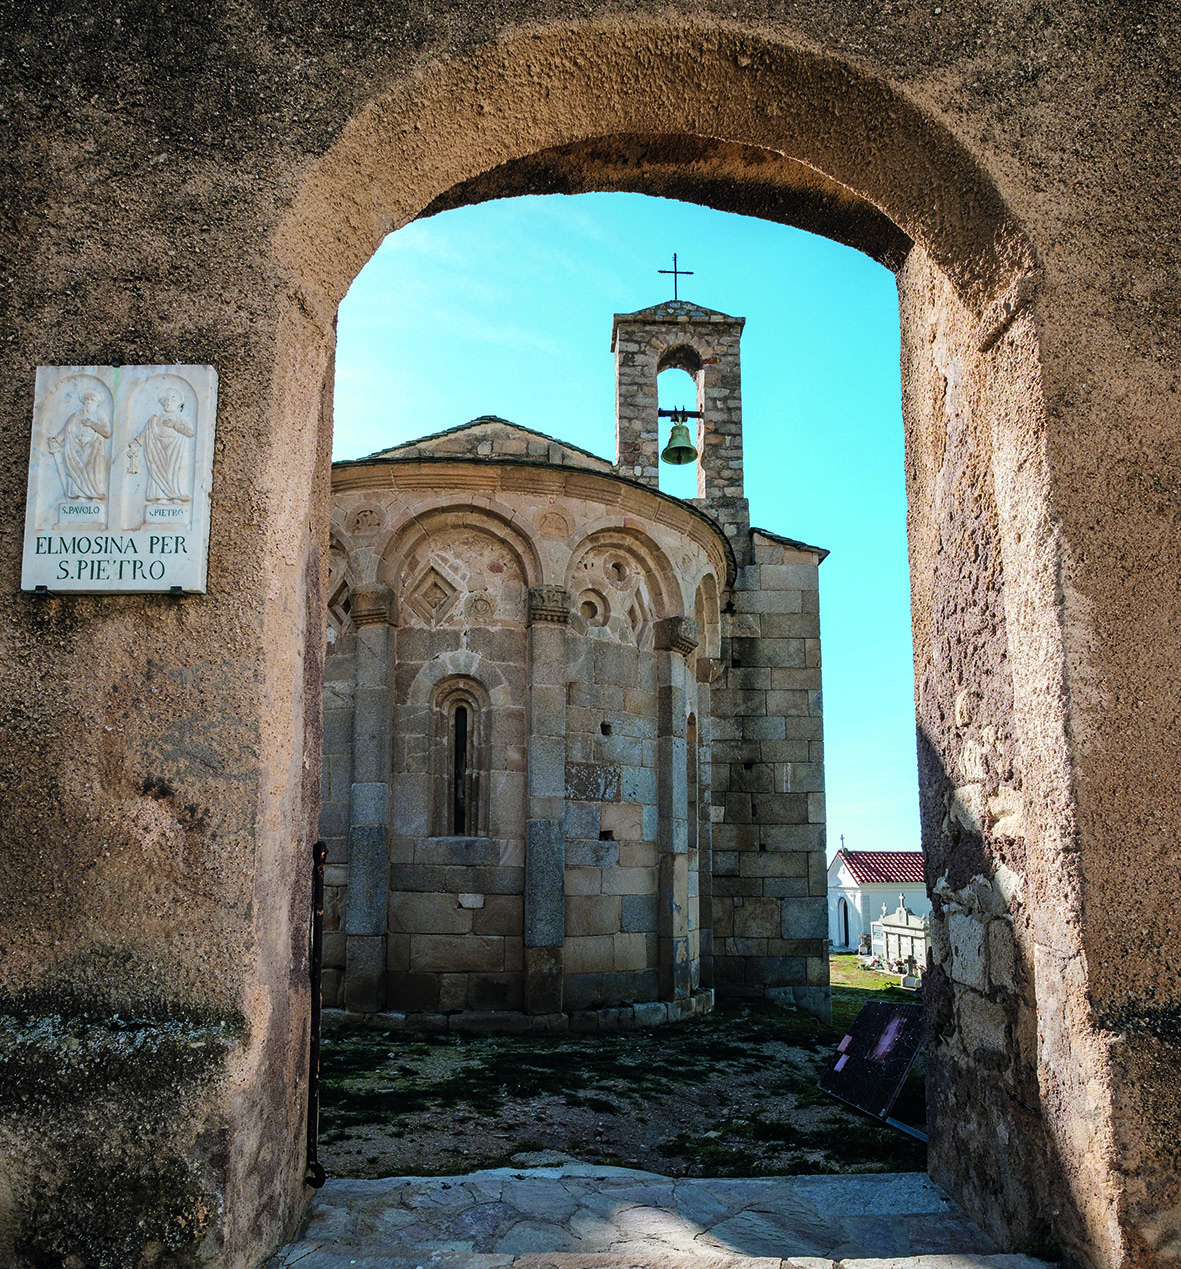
[452, 703, 471, 834]
[433, 678, 489, 837]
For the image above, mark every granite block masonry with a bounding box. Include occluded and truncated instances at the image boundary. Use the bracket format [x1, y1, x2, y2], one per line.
[321, 299, 830, 1025]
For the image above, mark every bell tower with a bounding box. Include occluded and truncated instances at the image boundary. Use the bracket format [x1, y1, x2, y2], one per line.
[611, 299, 751, 563]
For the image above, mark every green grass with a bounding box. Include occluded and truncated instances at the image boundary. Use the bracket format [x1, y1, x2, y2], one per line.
[319, 1012, 776, 1130]
[319, 1002, 841, 1132]
[657, 1108, 927, 1176]
[828, 954, 918, 1027]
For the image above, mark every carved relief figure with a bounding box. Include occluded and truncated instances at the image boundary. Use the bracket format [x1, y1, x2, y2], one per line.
[127, 387, 194, 503]
[48, 389, 111, 500]
[569, 539, 660, 645]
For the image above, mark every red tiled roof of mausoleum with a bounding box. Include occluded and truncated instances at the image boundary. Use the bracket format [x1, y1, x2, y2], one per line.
[839, 850, 925, 885]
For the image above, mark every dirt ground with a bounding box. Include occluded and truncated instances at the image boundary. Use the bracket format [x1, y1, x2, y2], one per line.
[316, 959, 927, 1181]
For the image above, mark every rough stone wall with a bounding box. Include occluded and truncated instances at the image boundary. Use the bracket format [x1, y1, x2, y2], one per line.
[2, 5, 1178, 1266]
[712, 531, 828, 1015]
[897, 245, 1141, 1261]
[901, 248, 1051, 1250]
[613, 326, 661, 485]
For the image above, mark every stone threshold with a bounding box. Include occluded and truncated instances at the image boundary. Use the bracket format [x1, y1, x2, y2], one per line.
[268, 1167, 1059, 1268]
[269, 1256, 1051, 1268]
[322, 988, 715, 1034]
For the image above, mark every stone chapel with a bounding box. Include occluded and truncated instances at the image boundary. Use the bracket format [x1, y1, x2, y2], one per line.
[319, 299, 829, 1026]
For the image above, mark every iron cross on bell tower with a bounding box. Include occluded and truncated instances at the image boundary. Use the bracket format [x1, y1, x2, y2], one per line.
[658, 252, 694, 301]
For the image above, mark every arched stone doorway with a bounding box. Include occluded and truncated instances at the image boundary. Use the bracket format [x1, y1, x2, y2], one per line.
[2, 12, 1176, 1269]
[272, 21, 1068, 1257]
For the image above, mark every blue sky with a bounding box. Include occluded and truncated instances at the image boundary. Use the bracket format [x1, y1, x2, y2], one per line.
[332, 193, 919, 858]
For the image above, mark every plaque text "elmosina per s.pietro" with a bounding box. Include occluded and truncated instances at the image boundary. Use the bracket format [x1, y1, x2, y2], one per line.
[21, 365, 217, 594]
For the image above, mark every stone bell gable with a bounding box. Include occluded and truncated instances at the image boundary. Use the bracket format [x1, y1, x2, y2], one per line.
[319, 301, 830, 1027]
[612, 300, 749, 560]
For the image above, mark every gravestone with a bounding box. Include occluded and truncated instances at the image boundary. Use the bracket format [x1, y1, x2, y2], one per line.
[21, 364, 217, 593]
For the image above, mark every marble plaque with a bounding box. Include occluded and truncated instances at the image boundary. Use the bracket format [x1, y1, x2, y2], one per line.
[21, 365, 218, 593]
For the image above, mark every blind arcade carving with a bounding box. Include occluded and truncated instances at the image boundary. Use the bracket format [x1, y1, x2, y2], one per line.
[22, 365, 217, 593]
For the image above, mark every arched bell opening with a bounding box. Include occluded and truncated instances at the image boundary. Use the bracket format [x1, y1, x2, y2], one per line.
[656, 366, 701, 499]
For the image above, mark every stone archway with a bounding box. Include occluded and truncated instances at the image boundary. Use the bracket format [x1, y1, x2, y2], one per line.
[272, 20, 1078, 1260]
[2, 10, 1176, 1269]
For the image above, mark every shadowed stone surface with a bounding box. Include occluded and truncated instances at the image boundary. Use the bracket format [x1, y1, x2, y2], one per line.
[525, 819, 566, 947]
[270, 1166, 1055, 1267]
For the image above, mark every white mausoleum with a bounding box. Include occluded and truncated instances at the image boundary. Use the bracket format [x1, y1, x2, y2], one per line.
[827, 848, 929, 951]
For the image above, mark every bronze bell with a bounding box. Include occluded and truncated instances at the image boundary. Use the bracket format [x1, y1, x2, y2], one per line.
[660, 410, 699, 465]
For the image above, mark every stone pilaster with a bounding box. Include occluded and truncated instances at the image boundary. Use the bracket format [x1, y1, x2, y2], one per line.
[525, 585, 571, 1013]
[694, 321, 749, 567]
[655, 616, 698, 1000]
[343, 584, 394, 1013]
[613, 331, 661, 486]
[695, 654, 721, 990]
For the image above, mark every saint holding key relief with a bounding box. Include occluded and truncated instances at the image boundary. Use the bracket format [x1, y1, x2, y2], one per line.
[126, 386, 195, 503]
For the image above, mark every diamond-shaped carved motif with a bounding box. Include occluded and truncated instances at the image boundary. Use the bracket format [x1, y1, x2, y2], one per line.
[405, 565, 459, 624]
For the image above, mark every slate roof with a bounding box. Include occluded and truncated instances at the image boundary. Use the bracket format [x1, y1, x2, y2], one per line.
[838, 850, 925, 885]
[359, 415, 610, 468]
[750, 526, 830, 564]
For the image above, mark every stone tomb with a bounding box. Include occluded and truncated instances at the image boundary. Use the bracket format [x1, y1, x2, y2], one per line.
[21, 364, 217, 593]
[874, 897, 930, 974]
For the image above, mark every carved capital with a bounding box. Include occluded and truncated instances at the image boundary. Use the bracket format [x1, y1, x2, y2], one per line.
[655, 615, 699, 656]
[350, 583, 394, 627]
[528, 585, 571, 626]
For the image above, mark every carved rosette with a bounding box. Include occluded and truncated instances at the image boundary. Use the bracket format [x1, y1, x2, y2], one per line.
[655, 615, 700, 657]
[528, 585, 572, 626]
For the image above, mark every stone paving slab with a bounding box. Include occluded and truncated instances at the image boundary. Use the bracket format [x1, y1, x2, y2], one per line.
[789, 1177, 957, 1218]
[272, 1254, 1054, 1269]
[840, 1259, 1054, 1269]
[269, 1168, 1059, 1268]
[515, 1256, 787, 1268]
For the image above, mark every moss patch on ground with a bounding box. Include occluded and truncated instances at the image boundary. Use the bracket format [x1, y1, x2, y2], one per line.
[317, 965, 927, 1179]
